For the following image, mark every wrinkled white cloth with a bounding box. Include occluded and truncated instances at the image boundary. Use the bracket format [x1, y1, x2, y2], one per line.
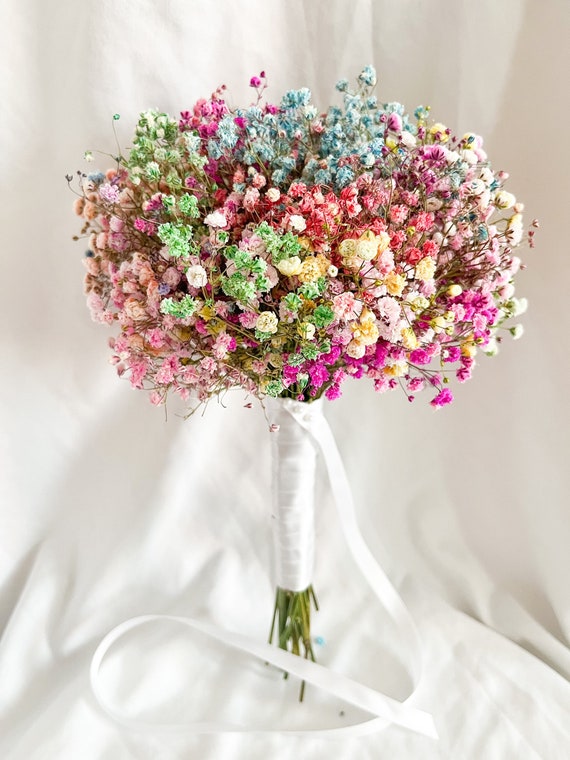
[1, 1, 570, 758]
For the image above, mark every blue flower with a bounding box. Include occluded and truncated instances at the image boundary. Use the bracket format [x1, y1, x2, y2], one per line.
[335, 165, 354, 187]
[281, 88, 311, 110]
[87, 172, 105, 185]
[358, 65, 377, 87]
[207, 140, 223, 159]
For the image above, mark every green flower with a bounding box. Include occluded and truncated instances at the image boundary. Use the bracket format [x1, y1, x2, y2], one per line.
[283, 293, 302, 312]
[178, 193, 199, 217]
[255, 221, 302, 264]
[265, 379, 284, 397]
[145, 161, 161, 181]
[159, 295, 197, 319]
[301, 344, 319, 360]
[157, 222, 194, 259]
[162, 195, 176, 212]
[221, 272, 257, 303]
[287, 352, 305, 367]
[313, 304, 334, 328]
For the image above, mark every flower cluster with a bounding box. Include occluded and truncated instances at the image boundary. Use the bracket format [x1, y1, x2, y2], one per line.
[72, 67, 533, 410]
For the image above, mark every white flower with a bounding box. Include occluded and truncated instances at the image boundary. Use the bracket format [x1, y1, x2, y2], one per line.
[327, 264, 338, 277]
[346, 340, 366, 359]
[298, 322, 316, 340]
[512, 297, 528, 316]
[484, 337, 499, 356]
[510, 324, 524, 340]
[186, 264, 208, 288]
[256, 312, 279, 334]
[479, 166, 494, 184]
[477, 189, 491, 210]
[400, 131, 416, 148]
[276, 256, 303, 276]
[468, 179, 486, 196]
[204, 210, 227, 228]
[443, 148, 461, 165]
[266, 187, 281, 203]
[506, 213, 524, 245]
[355, 237, 378, 261]
[494, 190, 516, 209]
[288, 215, 306, 232]
[461, 149, 478, 165]
[426, 197, 443, 212]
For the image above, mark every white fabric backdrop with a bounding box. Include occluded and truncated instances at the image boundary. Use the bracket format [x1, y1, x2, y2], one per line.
[1, 0, 569, 757]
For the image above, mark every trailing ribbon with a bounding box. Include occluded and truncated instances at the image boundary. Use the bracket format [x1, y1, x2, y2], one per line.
[90, 399, 438, 740]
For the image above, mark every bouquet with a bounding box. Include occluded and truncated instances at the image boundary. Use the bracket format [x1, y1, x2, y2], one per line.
[71, 66, 533, 704]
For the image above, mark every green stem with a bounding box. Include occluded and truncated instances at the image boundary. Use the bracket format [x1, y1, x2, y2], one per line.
[269, 585, 319, 701]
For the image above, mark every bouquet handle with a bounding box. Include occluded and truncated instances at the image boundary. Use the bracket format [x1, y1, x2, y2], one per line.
[90, 402, 437, 740]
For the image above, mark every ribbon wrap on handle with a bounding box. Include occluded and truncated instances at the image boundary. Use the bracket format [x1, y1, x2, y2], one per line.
[90, 398, 437, 740]
[265, 397, 321, 591]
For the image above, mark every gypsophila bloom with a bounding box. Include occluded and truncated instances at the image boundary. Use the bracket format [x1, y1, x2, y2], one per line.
[73, 65, 532, 411]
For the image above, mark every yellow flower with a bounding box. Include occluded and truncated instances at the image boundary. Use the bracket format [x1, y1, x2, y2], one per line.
[297, 236, 315, 252]
[351, 309, 379, 346]
[384, 360, 408, 377]
[298, 257, 323, 283]
[256, 312, 278, 334]
[401, 327, 418, 350]
[376, 231, 391, 253]
[385, 271, 406, 297]
[315, 254, 332, 275]
[411, 295, 430, 311]
[461, 341, 477, 358]
[338, 238, 357, 258]
[346, 339, 366, 359]
[199, 304, 215, 321]
[353, 230, 391, 262]
[415, 256, 436, 281]
[430, 123, 449, 143]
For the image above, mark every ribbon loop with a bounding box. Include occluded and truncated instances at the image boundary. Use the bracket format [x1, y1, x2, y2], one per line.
[90, 399, 437, 740]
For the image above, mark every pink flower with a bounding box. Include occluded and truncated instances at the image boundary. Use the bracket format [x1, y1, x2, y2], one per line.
[389, 204, 408, 224]
[200, 356, 217, 373]
[243, 187, 260, 211]
[155, 356, 179, 384]
[213, 332, 236, 359]
[99, 183, 120, 203]
[430, 387, 453, 408]
[149, 391, 164, 406]
[129, 360, 149, 389]
[238, 310, 259, 329]
[109, 216, 124, 233]
[387, 113, 402, 132]
[332, 292, 362, 321]
[325, 384, 342, 400]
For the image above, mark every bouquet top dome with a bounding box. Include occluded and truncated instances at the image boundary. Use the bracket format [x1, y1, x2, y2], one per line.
[72, 66, 534, 411]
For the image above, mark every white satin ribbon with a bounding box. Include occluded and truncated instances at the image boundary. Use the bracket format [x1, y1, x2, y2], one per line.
[90, 398, 437, 740]
[265, 397, 321, 591]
